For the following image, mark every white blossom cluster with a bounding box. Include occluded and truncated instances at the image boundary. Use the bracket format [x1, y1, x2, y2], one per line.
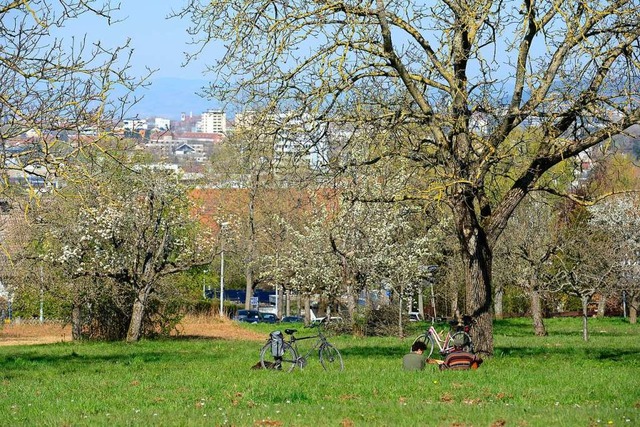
[259, 200, 444, 305]
[589, 194, 640, 289]
[45, 169, 215, 286]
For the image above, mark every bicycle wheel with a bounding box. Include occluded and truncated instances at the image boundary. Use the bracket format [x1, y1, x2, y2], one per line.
[412, 334, 435, 359]
[319, 343, 344, 371]
[260, 340, 298, 372]
[449, 331, 474, 353]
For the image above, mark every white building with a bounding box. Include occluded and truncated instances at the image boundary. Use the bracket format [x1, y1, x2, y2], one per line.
[272, 113, 328, 170]
[234, 110, 328, 170]
[198, 109, 226, 134]
[123, 118, 148, 131]
[154, 117, 171, 131]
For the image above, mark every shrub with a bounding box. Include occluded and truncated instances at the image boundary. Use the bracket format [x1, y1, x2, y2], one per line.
[334, 305, 404, 337]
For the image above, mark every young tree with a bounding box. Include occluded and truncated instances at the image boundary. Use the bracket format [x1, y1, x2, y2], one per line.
[494, 196, 563, 336]
[0, 200, 32, 321]
[261, 199, 441, 335]
[208, 118, 322, 310]
[40, 159, 216, 341]
[365, 214, 440, 338]
[258, 213, 324, 323]
[588, 193, 640, 324]
[546, 205, 623, 341]
[179, 1, 640, 354]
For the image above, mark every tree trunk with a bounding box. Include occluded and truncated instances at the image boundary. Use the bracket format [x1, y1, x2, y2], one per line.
[531, 288, 547, 336]
[455, 202, 494, 356]
[597, 295, 606, 318]
[397, 285, 404, 339]
[303, 295, 311, 326]
[344, 285, 358, 321]
[629, 294, 638, 324]
[494, 283, 504, 320]
[71, 303, 82, 340]
[244, 178, 257, 309]
[450, 295, 458, 319]
[581, 295, 590, 342]
[286, 290, 291, 317]
[276, 285, 284, 319]
[244, 264, 254, 310]
[127, 287, 150, 342]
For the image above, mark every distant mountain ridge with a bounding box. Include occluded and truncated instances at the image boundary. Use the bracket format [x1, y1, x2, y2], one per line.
[126, 77, 222, 120]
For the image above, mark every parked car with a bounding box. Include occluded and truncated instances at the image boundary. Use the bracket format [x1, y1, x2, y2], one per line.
[280, 315, 304, 323]
[408, 312, 423, 322]
[234, 309, 261, 323]
[261, 313, 279, 324]
[312, 316, 343, 326]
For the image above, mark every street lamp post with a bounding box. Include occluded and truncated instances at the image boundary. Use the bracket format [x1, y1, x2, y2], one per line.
[423, 265, 438, 323]
[39, 264, 45, 323]
[219, 222, 229, 317]
[202, 269, 208, 299]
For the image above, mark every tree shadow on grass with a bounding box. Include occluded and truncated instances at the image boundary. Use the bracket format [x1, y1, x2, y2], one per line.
[0, 342, 225, 375]
[338, 343, 408, 359]
[337, 343, 640, 365]
[336, 338, 640, 364]
[494, 317, 637, 338]
[494, 345, 640, 362]
[493, 319, 535, 337]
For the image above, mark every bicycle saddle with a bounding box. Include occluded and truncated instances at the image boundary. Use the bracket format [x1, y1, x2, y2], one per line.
[284, 329, 297, 335]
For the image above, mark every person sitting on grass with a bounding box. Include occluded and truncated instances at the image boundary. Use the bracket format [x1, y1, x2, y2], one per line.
[403, 341, 428, 371]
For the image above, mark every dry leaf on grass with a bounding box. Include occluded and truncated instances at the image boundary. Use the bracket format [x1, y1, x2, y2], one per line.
[440, 392, 454, 403]
[254, 418, 283, 427]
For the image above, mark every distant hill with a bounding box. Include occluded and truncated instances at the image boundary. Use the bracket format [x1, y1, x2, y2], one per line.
[124, 77, 222, 120]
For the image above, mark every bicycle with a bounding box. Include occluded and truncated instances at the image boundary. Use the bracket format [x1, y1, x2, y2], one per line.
[412, 315, 475, 358]
[260, 326, 344, 372]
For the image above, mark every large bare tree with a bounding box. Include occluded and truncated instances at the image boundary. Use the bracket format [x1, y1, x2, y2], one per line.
[179, 1, 640, 354]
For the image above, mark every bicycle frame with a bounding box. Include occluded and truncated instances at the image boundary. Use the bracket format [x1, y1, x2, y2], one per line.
[425, 325, 454, 353]
[412, 319, 474, 358]
[287, 333, 325, 366]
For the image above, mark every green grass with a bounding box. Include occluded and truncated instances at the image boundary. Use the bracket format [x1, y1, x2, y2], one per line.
[1, 318, 639, 426]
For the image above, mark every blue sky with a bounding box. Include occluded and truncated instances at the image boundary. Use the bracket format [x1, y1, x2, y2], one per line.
[53, 1, 223, 118]
[58, 1, 211, 80]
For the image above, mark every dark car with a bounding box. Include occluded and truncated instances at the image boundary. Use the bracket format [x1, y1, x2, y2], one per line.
[234, 309, 261, 323]
[281, 315, 304, 323]
[260, 313, 279, 324]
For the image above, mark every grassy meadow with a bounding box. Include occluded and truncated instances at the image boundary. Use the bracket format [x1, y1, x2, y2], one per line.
[0, 317, 638, 426]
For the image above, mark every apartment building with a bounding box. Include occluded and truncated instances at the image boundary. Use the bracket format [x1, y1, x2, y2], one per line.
[234, 110, 328, 170]
[198, 109, 226, 134]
